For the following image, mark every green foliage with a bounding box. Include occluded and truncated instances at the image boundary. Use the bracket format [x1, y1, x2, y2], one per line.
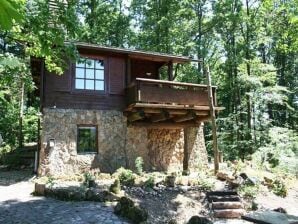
[135, 157, 144, 175]
[239, 185, 260, 199]
[197, 176, 215, 191]
[83, 171, 95, 186]
[46, 176, 55, 188]
[144, 175, 155, 189]
[110, 178, 121, 194]
[115, 167, 135, 186]
[0, 0, 24, 30]
[272, 178, 288, 197]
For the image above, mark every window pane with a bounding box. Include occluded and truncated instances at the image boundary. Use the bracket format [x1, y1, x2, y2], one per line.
[77, 127, 97, 153]
[95, 60, 104, 69]
[95, 69, 104, 80]
[86, 59, 94, 68]
[76, 68, 85, 78]
[76, 58, 85, 67]
[86, 69, 94, 79]
[95, 80, 104, 90]
[86, 80, 95, 90]
[75, 79, 84, 89]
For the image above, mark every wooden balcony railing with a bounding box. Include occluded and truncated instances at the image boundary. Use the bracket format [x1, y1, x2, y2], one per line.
[126, 78, 217, 109]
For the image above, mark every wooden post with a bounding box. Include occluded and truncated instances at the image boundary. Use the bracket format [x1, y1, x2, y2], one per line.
[19, 79, 24, 149]
[183, 127, 189, 174]
[205, 66, 219, 174]
[167, 61, 173, 81]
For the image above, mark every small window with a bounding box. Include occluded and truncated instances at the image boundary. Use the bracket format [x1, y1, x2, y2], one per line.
[75, 57, 105, 91]
[77, 126, 97, 153]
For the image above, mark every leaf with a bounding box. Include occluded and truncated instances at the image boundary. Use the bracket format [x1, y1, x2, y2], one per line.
[0, 0, 23, 30]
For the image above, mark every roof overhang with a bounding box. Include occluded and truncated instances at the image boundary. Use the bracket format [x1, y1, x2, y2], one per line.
[71, 42, 193, 63]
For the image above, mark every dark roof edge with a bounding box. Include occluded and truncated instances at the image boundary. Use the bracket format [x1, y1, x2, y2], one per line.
[67, 42, 194, 63]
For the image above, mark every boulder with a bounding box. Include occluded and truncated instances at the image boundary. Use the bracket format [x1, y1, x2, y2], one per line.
[85, 189, 120, 202]
[114, 196, 148, 224]
[165, 175, 176, 187]
[187, 216, 213, 224]
[273, 207, 287, 214]
[216, 171, 235, 181]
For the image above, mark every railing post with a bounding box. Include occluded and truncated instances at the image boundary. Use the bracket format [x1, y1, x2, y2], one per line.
[137, 80, 141, 102]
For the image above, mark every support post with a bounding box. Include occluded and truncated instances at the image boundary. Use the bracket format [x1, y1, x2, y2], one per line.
[183, 127, 189, 174]
[205, 66, 219, 174]
[167, 61, 173, 81]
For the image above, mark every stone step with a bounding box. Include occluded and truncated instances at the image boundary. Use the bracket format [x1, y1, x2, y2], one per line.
[213, 209, 245, 219]
[208, 195, 241, 202]
[207, 191, 238, 196]
[212, 201, 243, 209]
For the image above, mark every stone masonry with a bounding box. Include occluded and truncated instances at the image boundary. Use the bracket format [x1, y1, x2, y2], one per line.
[39, 108, 208, 176]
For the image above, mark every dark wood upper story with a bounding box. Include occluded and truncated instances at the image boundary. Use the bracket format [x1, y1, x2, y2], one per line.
[31, 42, 223, 128]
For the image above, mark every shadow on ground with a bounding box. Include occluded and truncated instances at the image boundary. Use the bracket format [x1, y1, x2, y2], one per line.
[0, 169, 34, 186]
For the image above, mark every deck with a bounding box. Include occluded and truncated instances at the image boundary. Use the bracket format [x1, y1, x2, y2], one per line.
[125, 78, 223, 128]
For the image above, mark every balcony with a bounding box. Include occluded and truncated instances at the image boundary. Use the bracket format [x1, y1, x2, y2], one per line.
[125, 78, 223, 127]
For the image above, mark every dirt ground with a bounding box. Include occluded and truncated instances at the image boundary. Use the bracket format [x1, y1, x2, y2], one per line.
[1, 168, 297, 224]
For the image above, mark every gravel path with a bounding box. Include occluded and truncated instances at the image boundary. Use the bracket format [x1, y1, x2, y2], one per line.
[0, 171, 129, 224]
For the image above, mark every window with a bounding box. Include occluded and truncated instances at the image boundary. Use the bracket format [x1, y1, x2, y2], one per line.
[77, 126, 97, 153]
[75, 57, 105, 91]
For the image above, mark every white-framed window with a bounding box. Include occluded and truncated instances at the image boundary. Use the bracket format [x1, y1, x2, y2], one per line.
[75, 57, 105, 91]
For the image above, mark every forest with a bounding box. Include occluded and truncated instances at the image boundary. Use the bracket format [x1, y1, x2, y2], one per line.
[0, 0, 297, 174]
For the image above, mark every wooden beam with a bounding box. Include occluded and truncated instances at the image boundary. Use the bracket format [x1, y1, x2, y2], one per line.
[129, 121, 200, 129]
[206, 66, 219, 174]
[131, 103, 224, 111]
[174, 111, 196, 123]
[127, 111, 145, 122]
[137, 108, 209, 116]
[151, 111, 170, 122]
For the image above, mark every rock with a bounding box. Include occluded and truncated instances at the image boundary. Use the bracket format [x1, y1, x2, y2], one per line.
[216, 171, 234, 181]
[114, 196, 148, 223]
[273, 207, 287, 214]
[86, 189, 120, 202]
[187, 216, 213, 224]
[245, 177, 259, 186]
[239, 173, 248, 180]
[228, 176, 244, 188]
[263, 176, 273, 187]
[165, 175, 176, 187]
[34, 183, 46, 196]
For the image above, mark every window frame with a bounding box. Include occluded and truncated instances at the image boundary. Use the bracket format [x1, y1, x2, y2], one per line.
[72, 55, 107, 94]
[76, 125, 98, 154]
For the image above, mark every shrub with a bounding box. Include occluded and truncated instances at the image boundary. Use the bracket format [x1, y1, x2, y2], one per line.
[115, 167, 135, 186]
[46, 176, 55, 187]
[272, 178, 287, 197]
[135, 157, 144, 175]
[110, 178, 121, 194]
[239, 185, 259, 199]
[198, 176, 214, 191]
[83, 172, 95, 187]
[144, 175, 155, 188]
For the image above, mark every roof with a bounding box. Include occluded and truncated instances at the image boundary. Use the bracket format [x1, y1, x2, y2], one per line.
[72, 42, 193, 63]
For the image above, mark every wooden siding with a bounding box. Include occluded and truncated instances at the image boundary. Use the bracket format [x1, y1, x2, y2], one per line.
[109, 57, 125, 95]
[43, 56, 126, 110]
[131, 59, 161, 80]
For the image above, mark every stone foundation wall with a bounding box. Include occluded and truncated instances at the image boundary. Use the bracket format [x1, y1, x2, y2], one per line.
[39, 108, 208, 176]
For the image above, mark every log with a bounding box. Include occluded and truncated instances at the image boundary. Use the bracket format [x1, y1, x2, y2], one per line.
[213, 209, 244, 219]
[212, 202, 243, 209]
[208, 195, 241, 202]
[151, 111, 170, 122]
[174, 111, 196, 122]
[127, 111, 145, 122]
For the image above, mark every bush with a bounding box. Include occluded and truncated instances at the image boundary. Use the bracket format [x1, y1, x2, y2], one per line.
[115, 167, 135, 186]
[239, 185, 259, 199]
[144, 175, 155, 188]
[135, 157, 144, 175]
[272, 178, 287, 197]
[110, 178, 121, 194]
[198, 176, 214, 191]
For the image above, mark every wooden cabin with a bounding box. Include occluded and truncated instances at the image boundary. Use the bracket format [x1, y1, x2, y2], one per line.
[32, 42, 222, 175]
